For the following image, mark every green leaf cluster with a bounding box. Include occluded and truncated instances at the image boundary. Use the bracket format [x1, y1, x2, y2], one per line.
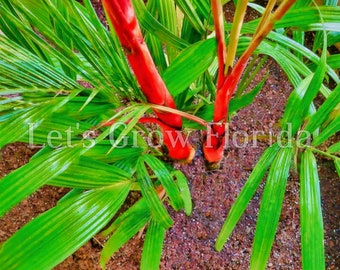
[216, 2, 339, 268]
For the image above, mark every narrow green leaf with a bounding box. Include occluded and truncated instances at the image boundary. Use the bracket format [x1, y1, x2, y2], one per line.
[215, 143, 281, 251]
[0, 36, 79, 90]
[180, 10, 202, 44]
[327, 32, 340, 48]
[84, 141, 144, 163]
[56, 97, 114, 120]
[281, 6, 340, 32]
[192, 0, 210, 19]
[300, 149, 325, 270]
[174, 0, 206, 34]
[105, 104, 150, 151]
[292, 30, 304, 61]
[19, 114, 93, 146]
[309, 54, 340, 71]
[163, 38, 216, 97]
[57, 188, 83, 204]
[136, 158, 173, 229]
[328, 141, 340, 154]
[183, 103, 214, 129]
[281, 40, 327, 136]
[132, 0, 189, 50]
[141, 155, 183, 211]
[236, 55, 268, 97]
[173, 170, 192, 215]
[258, 41, 332, 97]
[0, 147, 84, 217]
[256, 29, 338, 91]
[0, 7, 91, 87]
[64, 0, 135, 94]
[312, 116, 340, 146]
[145, 33, 168, 73]
[0, 184, 130, 270]
[334, 159, 340, 177]
[141, 219, 166, 270]
[148, 0, 178, 63]
[100, 198, 151, 267]
[161, 0, 179, 60]
[239, 21, 339, 87]
[292, 0, 314, 8]
[229, 78, 266, 114]
[0, 0, 52, 63]
[11, 0, 52, 27]
[55, 0, 76, 80]
[304, 83, 340, 135]
[325, 54, 340, 70]
[0, 94, 78, 148]
[250, 147, 293, 270]
[102, 198, 150, 237]
[49, 156, 132, 189]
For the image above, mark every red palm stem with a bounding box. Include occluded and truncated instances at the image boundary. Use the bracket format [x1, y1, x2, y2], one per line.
[101, 0, 194, 161]
[204, 0, 297, 163]
[102, 0, 181, 129]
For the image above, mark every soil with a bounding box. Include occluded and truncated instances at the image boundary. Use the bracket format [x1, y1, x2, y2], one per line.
[1, 1, 339, 270]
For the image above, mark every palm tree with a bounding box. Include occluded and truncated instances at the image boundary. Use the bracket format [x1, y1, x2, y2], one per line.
[0, 0, 339, 269]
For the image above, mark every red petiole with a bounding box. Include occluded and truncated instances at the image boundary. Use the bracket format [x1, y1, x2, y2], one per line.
[203, 0, 297, 163]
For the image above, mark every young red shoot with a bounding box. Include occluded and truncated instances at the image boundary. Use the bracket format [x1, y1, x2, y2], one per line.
[203, 0, 297, 163]
[211, 0, 227, 89]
